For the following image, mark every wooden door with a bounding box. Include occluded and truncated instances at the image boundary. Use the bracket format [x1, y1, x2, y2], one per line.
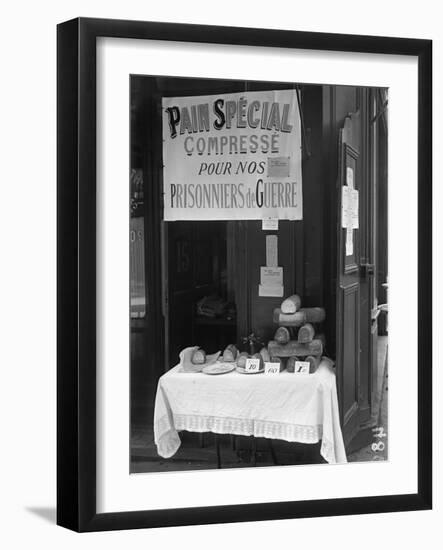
[336, 111, 363, 447]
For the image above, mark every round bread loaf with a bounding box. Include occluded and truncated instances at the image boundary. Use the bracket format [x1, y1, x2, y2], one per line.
[191, 348, 206, 365]
[223, 344, 238, 362]
[259, 346, 270, 363]
[298, 323, 315, 343]
[274, 326, 290, 344]
[286, 356, 297, 373]
[236, 352, 248, 369]
[281, 294, 301, 314]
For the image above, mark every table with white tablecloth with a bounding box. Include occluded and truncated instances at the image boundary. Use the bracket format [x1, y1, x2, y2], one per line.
[153, 358, 347, 464]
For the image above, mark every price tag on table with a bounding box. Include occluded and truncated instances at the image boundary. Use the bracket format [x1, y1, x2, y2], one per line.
[264, 362, 280, 375]
[245, 358, 261, 373]
[293, 361, 310, 374]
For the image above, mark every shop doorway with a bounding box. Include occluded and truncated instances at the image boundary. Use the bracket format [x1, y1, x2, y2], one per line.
[162, 217, 302, 369]
[163, 220, 236, 369]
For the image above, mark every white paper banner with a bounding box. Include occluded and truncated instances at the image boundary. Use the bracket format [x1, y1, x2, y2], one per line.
[162, 90, 303, 220]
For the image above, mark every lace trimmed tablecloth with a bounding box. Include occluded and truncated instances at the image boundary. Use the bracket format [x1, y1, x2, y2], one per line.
[153, 357, 347, 464]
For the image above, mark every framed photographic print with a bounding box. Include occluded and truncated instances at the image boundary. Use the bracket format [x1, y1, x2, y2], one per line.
[57, 17, 432, 532]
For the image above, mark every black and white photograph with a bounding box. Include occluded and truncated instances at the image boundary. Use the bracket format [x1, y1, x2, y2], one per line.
[53, 8, 432, 534]
[129, 75, 389, 473]
[0, 0, 436, 542]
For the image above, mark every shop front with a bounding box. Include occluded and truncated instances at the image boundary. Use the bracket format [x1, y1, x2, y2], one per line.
[130, 75, 388, 470]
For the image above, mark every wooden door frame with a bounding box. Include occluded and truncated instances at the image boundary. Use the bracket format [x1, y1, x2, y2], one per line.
[137, 77, 165, 375]
[336, 113, 362, 446]
[358, 87, 375, 428]
[323, 85, 385, 448]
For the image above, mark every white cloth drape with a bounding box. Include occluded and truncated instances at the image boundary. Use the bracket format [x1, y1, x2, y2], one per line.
[154, 357, 347, 464]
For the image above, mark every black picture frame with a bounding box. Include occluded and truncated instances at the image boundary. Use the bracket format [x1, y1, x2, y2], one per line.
[57, 17, 432, 532]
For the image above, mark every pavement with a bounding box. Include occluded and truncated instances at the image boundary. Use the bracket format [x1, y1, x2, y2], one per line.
[347, 336, 388, 462]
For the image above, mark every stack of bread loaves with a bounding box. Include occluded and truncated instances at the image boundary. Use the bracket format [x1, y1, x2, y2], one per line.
[268, 294, 326, 373]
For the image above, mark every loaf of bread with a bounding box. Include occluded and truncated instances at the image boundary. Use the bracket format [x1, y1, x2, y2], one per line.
[259, 346, 270, 363]
[281, 294, 301, 314]
[268, 339, 323, 358]
[286, 356, 298, 373]
[299, 307, 326, 323]
[305, 355, 321, 373]
[274, 326, 291, 344]
[236, 352, 249, 369]
[191, 348, 206, 365]
[316, 333, 326, 346]
[297, 323, 315, 343]
[273, 309, 306, 326]
[222, 344, 238, 362]
[252, 353, 264, 369]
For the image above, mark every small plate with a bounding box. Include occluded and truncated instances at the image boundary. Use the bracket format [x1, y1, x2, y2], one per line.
[235, 366, 264, 374]
[202, 363, 235, 375]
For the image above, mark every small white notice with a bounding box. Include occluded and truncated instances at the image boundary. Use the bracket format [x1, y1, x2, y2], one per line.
[260, 236, 283, 296]
[346, 166, 354, 188]
[245, 358, 261, 373]
[350, 188, 359, 229]
[266, 235, 278, 267]
[341, 186, 351, 228]
[264, 362, 281, 375]
[293, 361, 310, 374]
[258, 284, 284, 297]
[346, 227, 354, 256]
[342, 186, 359, 229]
[261, 266, 283, 286]
[268, 156, 290, 178]
[262, 218, 279, 231]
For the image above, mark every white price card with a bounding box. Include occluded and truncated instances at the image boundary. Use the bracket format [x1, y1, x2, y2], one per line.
[245, 358, 261, 373]
[293, 361, 310, 374]
[264, 362, 281, 375]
